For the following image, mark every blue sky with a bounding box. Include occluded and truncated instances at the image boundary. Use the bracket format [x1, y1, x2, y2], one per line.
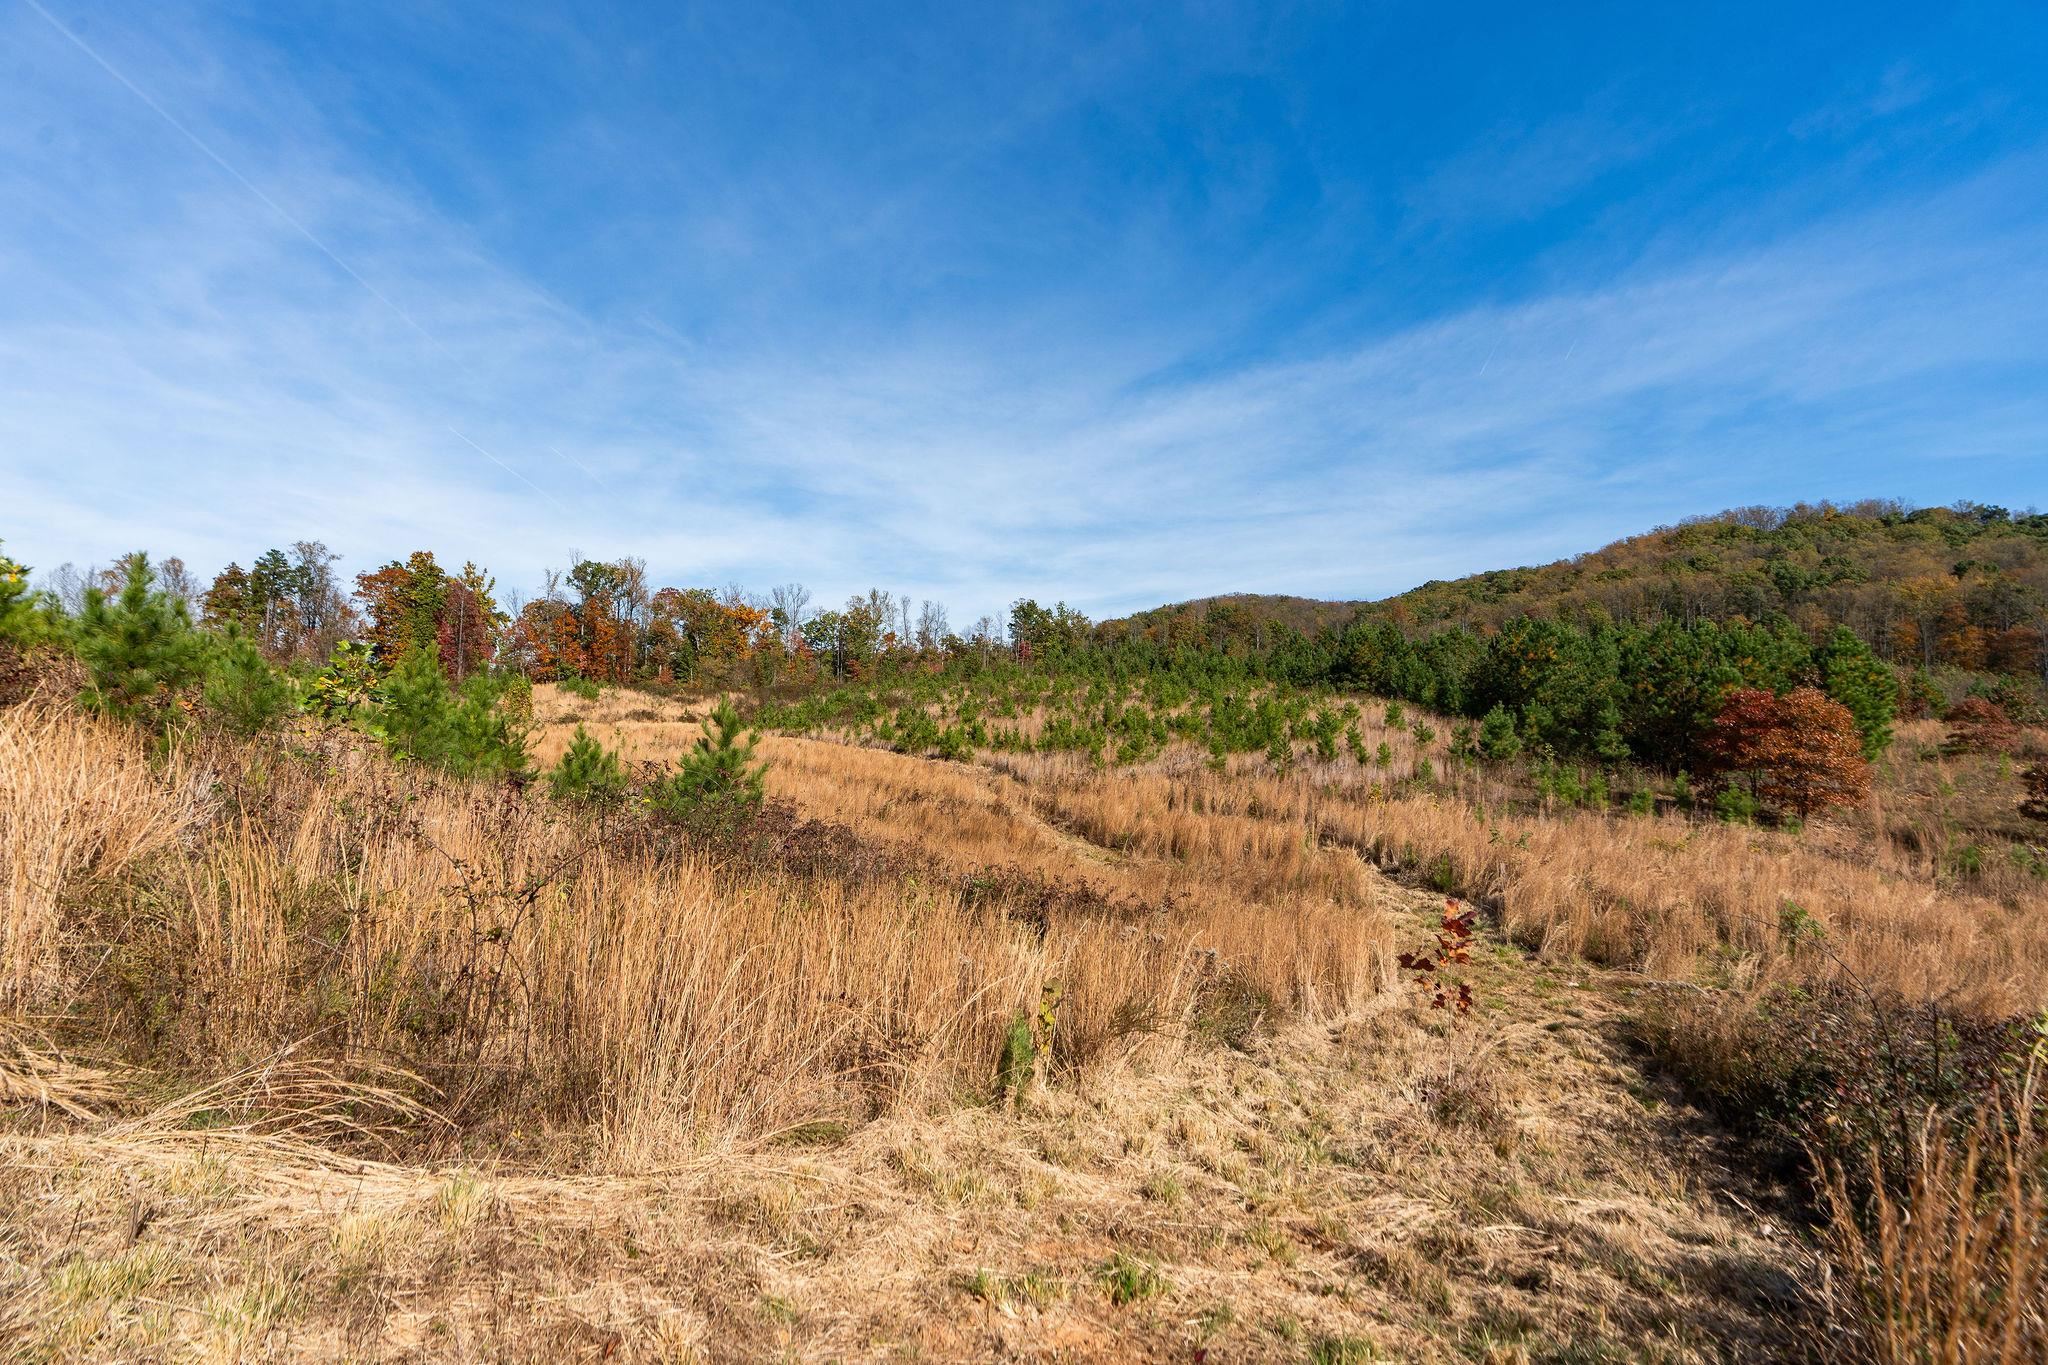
[4, 2, 2046, 620]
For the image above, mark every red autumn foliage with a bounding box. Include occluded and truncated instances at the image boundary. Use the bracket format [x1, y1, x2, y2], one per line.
[1701, 687, 1871, 818]
[1398, 899, 1476, 1015]
[436, 581, 493, 683]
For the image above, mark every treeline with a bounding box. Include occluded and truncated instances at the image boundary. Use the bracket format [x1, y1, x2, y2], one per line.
[10, 496, 2043, 782]
[199, 547, 1016, 690]
[26, 539, 1023, 688]
[1311, 615, 1901, 770]
[815, 611, 1907, 778]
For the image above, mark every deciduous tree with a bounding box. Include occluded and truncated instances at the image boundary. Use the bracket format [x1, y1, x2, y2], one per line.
[1701, 687, 1870, 817]
[356, 551, 449, 668]
[1942, 697, 2018, 755]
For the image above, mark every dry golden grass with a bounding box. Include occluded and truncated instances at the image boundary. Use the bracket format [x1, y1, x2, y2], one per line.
[0, 706, 205, 1008]
[532, 683, 1397, 1028]
[2, 893, 1813, 1362]
[1821, 1077, 2048, 1364]
[560, 680, 2044, 1014]
[6, 679, 2040, 1360]
[1, 696, 1383, 1153]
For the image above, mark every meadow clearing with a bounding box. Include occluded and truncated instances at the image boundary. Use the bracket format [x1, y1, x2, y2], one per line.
[1, 675, 2043, 1361]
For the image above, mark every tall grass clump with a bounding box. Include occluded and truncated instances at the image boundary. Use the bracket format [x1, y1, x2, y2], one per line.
[0, 705, 200, 1007]
[1820, 1080, 2048, 1363]
[1, 701, 1383, 1163]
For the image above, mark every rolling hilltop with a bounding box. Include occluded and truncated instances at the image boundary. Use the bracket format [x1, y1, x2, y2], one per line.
[1105, 500, 2048, 676]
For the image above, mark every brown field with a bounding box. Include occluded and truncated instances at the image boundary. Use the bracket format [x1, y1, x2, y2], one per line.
[1, 682, 2042, 1359]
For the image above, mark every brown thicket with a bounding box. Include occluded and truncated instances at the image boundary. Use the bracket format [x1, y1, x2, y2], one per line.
[1944, 696, 2021, 755]
[2020, 763, 2048, 825]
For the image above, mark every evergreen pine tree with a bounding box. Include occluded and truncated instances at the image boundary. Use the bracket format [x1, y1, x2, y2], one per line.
[1478, 704, 1521, 761]
[1816, 626, 1897, 759]
[372, 645, 456, 759]
[651, 701, 767, 823]
[547, 724, 628, 803]
[201, 623, 296, 736]
[74, 553, 206, 726]
[369, 646, 529, 778]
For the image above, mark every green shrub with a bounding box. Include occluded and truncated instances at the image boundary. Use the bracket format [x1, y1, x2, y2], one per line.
[1477, 705, 1520, 761]
[1345, 722, 1369, 764]
[1448, 722, 1476, 760]
[649, 701, 766, 827]
[1039, 712, 1104, 757]
[0, 541, 59, 649]
[74, 554, 207, 728]
[1311, 723, 1339, 763]
[547, 724, 628, 803]
[1948, 843, 1985, 880]
[892, 705, 942, 753]
[559, 674, 601, 702]
[935, 725, 975, 762]
[201, 624, 296, 736]
[368, 647, 530, 779]
[306, 641, 378, 720]
[1536, 761, 1611, 810]
[1713, 785, 1761, 825]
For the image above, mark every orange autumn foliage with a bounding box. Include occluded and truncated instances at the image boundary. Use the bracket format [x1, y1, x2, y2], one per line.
[1701, 686, 1871, 817]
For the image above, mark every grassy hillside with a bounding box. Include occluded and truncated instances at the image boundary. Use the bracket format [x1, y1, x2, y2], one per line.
[5, 522, 2048, 1360]
[9, 677, 2038, 1360]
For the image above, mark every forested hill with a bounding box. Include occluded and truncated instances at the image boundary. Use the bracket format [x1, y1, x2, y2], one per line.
[1107, 593, 1370, 651]
[1103, 501, 2048, 674]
